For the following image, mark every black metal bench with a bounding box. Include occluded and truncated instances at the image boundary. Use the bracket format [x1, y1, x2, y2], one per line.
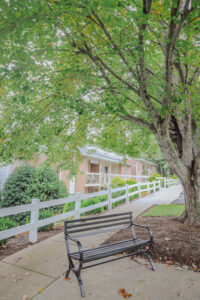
[64, 212, 154, 297]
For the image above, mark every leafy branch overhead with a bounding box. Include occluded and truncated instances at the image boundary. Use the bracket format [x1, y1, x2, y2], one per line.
[0, 0, 200, 223]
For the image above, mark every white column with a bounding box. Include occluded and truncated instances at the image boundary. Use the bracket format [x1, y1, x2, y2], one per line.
[109, 163, 112, 185]
[99, 160, 102, 188]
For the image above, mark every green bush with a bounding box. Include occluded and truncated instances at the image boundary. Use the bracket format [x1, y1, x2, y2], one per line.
[125, 178, 137, 185]
[147, 172, 162, 182]
[81, 195, 108, 215]
[111, 176, 126, 188]
[0, 217, 18, 245]
[38, 209, 54, 231]
[1, 165, 35, 224]
[63, 201, 75, 213]
[63, 195, 108, 216]
[1, 165, 68, 225]
[30, 166, 68, 202]
[29, 166, 68, 214]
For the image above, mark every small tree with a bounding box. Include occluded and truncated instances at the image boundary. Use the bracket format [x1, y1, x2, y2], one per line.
[1, 165, 68, 224]
[30, 165, 68, 202]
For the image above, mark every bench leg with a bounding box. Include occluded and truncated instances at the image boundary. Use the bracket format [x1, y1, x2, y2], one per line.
[75, 271, 85, 297]
[65, 268, 71, 279]
[65, 256, 74, 278]
[141, 250, 155, 271]
[66, 258, 85, 297]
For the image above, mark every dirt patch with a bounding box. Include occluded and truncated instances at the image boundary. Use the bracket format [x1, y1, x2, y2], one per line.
[102, 216, 200, 271]
[0, 226, 64, 260]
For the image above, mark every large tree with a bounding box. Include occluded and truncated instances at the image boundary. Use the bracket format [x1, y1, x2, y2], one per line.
[0, 0, 199, 224]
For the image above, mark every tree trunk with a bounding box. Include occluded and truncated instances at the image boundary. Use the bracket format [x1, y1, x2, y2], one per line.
[181, 173, 200, 225]
[156, 129, 200, 226]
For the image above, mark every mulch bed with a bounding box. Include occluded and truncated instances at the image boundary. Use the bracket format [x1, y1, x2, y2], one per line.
[0, 226, 64, 260]
[1, 213, 200, 273]
[102, 216, 200, 271]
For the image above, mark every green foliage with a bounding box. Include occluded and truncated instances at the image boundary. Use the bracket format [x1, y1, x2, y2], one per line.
[30, 165, 68, 214]
[111, 176, 139, 205]
[0, 0, 199, 220]
[0, 217, 18, 245]
[38, 209, 54, 232]
[111, 177, 126, 188]
[63, 201, 75, 213]
[81, 195, 108, 215]
[30, 166, 68, 201]
[125, 178, 137, 185]
[1, 165, 35, 224]
[147, 172, 162, 182]
[1, 165, 68, 225]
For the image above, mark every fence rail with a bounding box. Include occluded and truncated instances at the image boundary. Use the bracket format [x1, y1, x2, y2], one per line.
[0, 178, 179, 243]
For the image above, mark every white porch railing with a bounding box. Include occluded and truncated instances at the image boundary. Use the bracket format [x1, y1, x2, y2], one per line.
[85, 172, 150, 186]
[0, 178, 179, 243]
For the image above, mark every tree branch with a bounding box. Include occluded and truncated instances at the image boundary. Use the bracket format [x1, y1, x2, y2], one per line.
[90, 11, 139, 80]
[118, 113, 155, 132]
[188, 67, 199, 85]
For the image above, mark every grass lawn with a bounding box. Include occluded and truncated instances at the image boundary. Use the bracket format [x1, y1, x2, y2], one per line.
[143, 204, 185, 217]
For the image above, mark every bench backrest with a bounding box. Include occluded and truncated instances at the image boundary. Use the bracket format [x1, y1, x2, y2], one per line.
[64, 212, 132, 238]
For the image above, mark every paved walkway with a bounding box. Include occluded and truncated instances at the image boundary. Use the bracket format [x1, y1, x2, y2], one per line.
[2, 184, 200, 300]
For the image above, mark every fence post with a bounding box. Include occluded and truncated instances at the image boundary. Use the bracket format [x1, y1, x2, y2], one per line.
[126, 184, 129, 205]
[108, 187, 112, 211]
[29, 198, 40, 243]
[75, 192, 81, 219]
[159, 180, 161, 190]
[154, 181, 156, 193]
[138, 182, 141, 198]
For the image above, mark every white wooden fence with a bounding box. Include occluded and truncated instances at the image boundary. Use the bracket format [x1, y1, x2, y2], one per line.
[0, 178, 179, 243]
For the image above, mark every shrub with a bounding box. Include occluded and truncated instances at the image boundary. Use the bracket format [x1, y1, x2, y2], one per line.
[81, 195, 108, 215]
[111, 177, 139, 205]
[147, 172, 162, 182]
[63, 195, 108, 216]
[38, 209, 54, 231]
[63, 201, 75, 213]
[1, 164, 68, 225]
[1, 165, 35, 224]
[0, 217, 18, 245]
[30, 166, 68, 202]
[125, 178, 137, 185]
[111, 177, 126, 188]
[30, 166, 68, 214]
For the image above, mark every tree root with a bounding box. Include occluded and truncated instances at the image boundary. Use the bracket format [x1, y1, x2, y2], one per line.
[176, 211, 200, 227]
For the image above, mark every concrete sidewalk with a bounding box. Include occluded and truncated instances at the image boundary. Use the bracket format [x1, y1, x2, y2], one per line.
[2, 184, 199, 300]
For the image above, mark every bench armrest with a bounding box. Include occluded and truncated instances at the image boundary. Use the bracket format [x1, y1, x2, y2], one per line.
[65, 236, 83, 260]
[131, 223, 153, 243]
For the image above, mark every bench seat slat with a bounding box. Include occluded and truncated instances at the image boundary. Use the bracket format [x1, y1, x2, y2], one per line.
[70, 239, 148, 262]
